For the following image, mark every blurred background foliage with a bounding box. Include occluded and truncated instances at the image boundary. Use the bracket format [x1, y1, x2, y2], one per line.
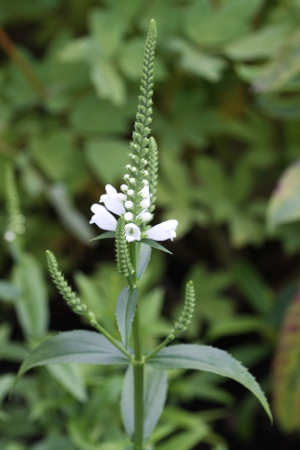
[1, 0, 300, 448]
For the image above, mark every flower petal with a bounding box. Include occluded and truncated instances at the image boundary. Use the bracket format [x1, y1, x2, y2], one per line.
[146, 220, 178, 241]
[100, 184, 126, 215]
[104, 198, 126, 215]
[90, 204, 117, 231]
[125, 223, 141, 242]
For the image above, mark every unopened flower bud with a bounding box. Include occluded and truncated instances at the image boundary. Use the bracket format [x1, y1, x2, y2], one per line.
[140, 212, 152, 222]
[117, 193, 127, 202]
[124, 212, 133, 221]
[125, 201, 133, 209]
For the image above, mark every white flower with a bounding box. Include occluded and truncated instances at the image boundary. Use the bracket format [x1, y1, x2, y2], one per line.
[146, 220, 178, 241]
[90, 204, 117, 231]
[100, 184, 126, 215]
[125, 223, 141, 242]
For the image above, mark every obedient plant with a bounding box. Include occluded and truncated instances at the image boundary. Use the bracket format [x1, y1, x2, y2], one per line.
[18, 20, 271, 449]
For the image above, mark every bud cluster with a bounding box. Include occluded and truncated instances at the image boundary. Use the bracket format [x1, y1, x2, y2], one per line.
[46, 250, 97, 327]
[115, 217, 135, 278]
[169, 281, 196, 339]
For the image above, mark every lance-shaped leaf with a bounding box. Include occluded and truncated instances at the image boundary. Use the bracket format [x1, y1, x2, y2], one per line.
[147, 344, 272, 421]
[140, 239, 172, 254]
[19, 330, 129, 378]
[116, 287, 138, 348]
[91, 231, 116, 241]
[121, 365, 167, 441]
[137, 243, 152, 279]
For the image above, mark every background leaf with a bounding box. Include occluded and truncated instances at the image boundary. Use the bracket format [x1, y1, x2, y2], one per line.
[121, 365, 168, 441]
[267, 160, 300, 230]
[12, 253, 49, 339]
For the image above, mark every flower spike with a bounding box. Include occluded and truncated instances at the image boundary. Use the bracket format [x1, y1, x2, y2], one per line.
[46, 250, 97, 327]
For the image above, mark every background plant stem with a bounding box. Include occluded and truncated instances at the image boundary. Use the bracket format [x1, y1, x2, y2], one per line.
[0, 26, 47, 99]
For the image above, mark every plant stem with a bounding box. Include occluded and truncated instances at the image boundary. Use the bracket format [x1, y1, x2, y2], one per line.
[0, 26, 47, 99]
[132, 309, 144, 449]
[130, 242, 144, 449]
[93, 322, 132, 360]
[144, 335, 174, 362]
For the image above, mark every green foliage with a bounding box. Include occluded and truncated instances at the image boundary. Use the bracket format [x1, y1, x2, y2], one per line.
[2, 0, 300, 448]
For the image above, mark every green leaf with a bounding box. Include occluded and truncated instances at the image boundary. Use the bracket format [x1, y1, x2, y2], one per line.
[140, 239, 172, 254]
[58, 37, 96, 63]
[168, 38, 226, 82]
[185, 0, 264, 47]
[233, 260, 273, 314]
[206, 316, 262, 341]
[91, 231, 116, 241]
[121, 365, 167, 440]
[46, 364, 87, 402]
[71, 93, 128, 135]
[225, 23, 292, 61]
[12, 253, 49, 339]
[30, 130, 86, 189]
[85, 139, 129, 185]
[0, 280, 20, 302]
[116, 287, 139, 348]
[88, 9, 125, 58]
[267, 160, 300, 230]
[147, 344, 272, 421]
[18, 330, 129, 378]
[256, 94, 300, 120]
[155, 429, 207, 450]
[253, 29, 300, 93]
[90, 60, 126, 107]
[32, 436, 74, 450]
[47, 183, 95, 244]
[137, 243, 152, 279]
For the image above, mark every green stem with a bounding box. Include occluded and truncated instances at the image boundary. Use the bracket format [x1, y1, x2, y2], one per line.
[130, 242, 144, 449]
[0, 26, 47, 99]
[132, 308, 144, 449]
[93, 322, 132, 360]
[144, 335, 174, 362]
